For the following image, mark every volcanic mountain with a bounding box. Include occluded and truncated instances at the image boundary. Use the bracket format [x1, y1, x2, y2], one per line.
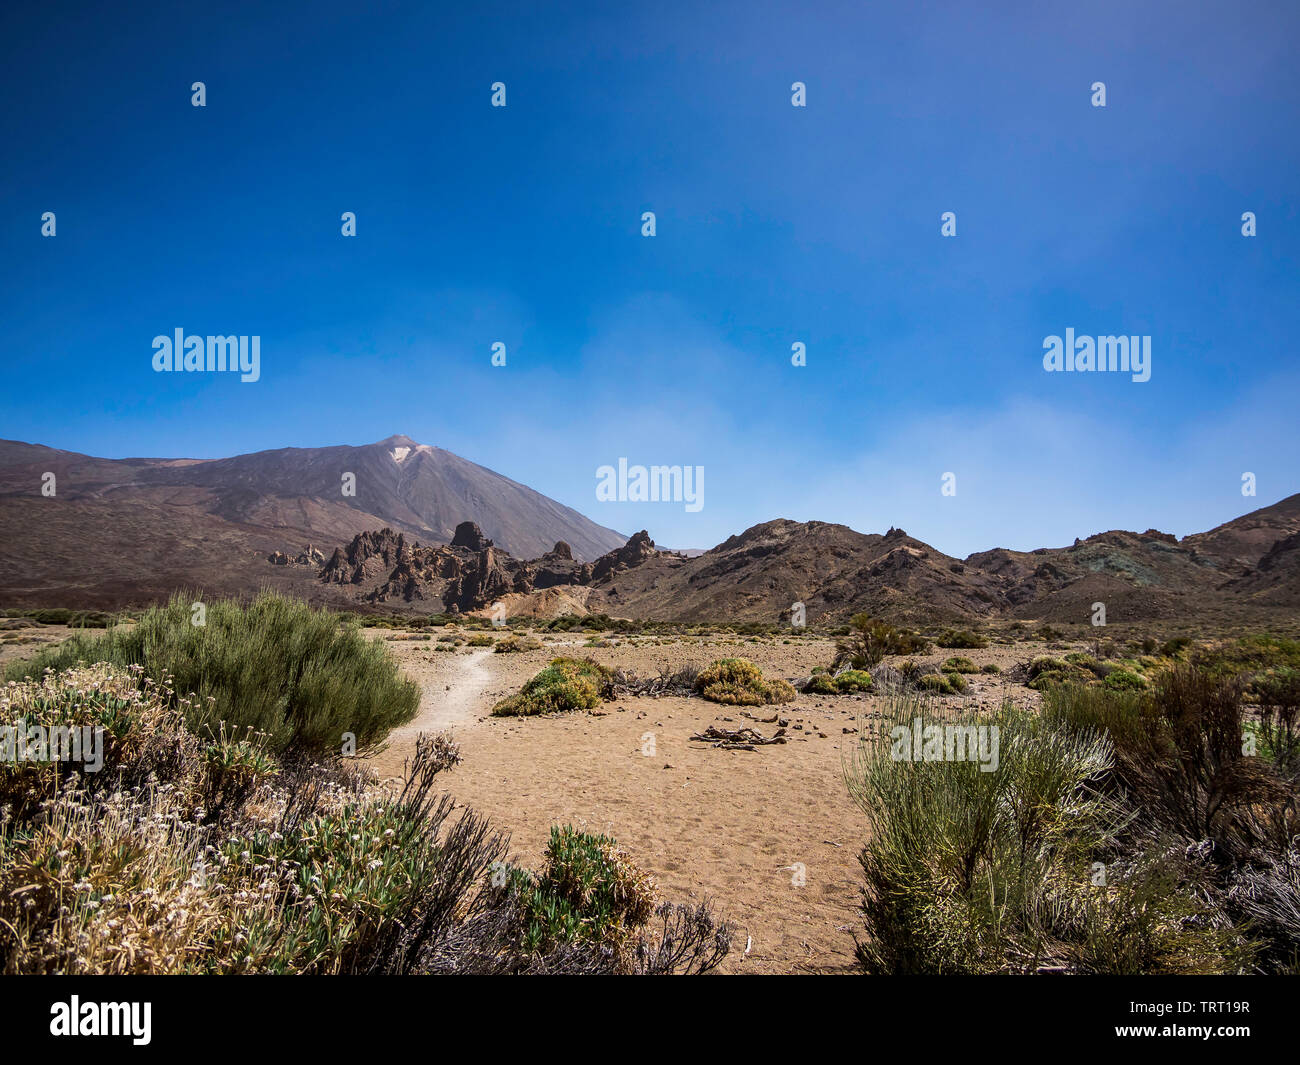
[0, 433, 1295, 624]
[0, 435, 624, 608]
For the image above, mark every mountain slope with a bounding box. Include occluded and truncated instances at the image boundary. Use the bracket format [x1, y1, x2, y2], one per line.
[0, 435, 624, 608]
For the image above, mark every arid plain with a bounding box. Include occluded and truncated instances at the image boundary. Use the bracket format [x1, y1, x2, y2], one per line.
[364, 629, 1041, 973]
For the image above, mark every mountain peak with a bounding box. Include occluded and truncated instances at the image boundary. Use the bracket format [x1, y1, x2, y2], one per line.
[376, 433, 419, 448]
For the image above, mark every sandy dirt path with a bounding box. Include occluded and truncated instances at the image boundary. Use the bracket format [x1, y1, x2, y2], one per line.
[392, 647, 495, 735]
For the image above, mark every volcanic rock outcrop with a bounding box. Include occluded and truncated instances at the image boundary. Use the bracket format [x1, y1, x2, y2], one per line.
[315, 522, 657, 612]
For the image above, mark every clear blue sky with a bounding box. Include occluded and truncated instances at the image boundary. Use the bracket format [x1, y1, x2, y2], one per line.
[2, 0, 1297, 555]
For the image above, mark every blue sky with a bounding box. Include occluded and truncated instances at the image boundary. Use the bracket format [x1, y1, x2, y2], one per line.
[2, 0, 1297, 555]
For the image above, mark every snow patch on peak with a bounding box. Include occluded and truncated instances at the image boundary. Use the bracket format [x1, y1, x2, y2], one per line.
[390, 447, 411, 463]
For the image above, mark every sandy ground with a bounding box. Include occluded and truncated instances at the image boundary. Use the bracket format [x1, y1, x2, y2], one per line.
[367, 632, 1041, 974]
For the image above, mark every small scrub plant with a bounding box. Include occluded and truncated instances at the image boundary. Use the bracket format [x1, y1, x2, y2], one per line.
[1102, 668, 1148, 692]
[803, 673, 839, 695]
[491, 657, 614, 717]
[466, 634, 495, 647]
[835, 670, 874, 693]
[494, 634, 543, 653]
[835, 615, 930, 669]
[509, 826, 657, 957]
[695, 658, 795, 706]
[936, 629, 988, 649]
[916, 673, 967, 695]
[941, 656, 978, 674]
[801, 670, 873, 696]
[1027, 656, 1076, 691]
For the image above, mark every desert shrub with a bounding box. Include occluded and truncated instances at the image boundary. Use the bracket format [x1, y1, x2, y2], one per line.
[1027, 655, 1077, 691]
[1065, 652, 1109, 679]
[5, 593, 418, 759]
[1252, 668, 1300, 774]
[1043, 667, 1291, 857]
[467, 634, 495, 647]
[1028, 656, 1069, 678]
[835, 670, 874, 693]
[899, 660, 921, 680]
[845, 696, 1245, 974]
[695, 659, 795, 706]
[0, 669, 491, 974]
[803, 673, 839, 695]
[493, 634, 543, 653]
[936, 629, 988, 649]
[802, 670, 872, 695]
[1161, 636, 1194, 659]
[941, 656, 978, 674]
[917, 673, 964, 695]
[509, 826, 656, 955]
[491, 657, 614, 717]
[981, 663, 1001, 674]
[1103, 667, 1148, 692]
[835, 615, 930, 669]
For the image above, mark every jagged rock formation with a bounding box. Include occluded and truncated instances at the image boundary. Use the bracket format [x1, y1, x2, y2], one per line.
[268, 545, 326, 567]
[314, 522, 657, 613]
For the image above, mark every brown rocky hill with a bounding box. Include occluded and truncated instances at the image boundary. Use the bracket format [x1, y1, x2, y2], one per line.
[0, 435, 624, 608]
[581, 521, 1004, 623]
[1181, 493, 1300, 572]
[304, 495, 1298, 626]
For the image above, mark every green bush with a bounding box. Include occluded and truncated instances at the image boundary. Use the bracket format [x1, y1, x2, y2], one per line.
[941, 656, 978, 674]
[5, 593, 418, 758]
[492, 657, 614, 716]
[1103, 667, 1148, 692]
[1065, 652, 1109, 679]
[916, 673, 965, 695]
[803, 669, 873, 695]
[695, 658, 795, 706]
[494, 634, 543, 653]
[936, 629, 988, 649]
[509, 826, 657, 955]
[845, 695, 1248, 974]
[835, 670, 874, 693]
[803, 673, 839, 695]
[466, 634, 495, 647]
